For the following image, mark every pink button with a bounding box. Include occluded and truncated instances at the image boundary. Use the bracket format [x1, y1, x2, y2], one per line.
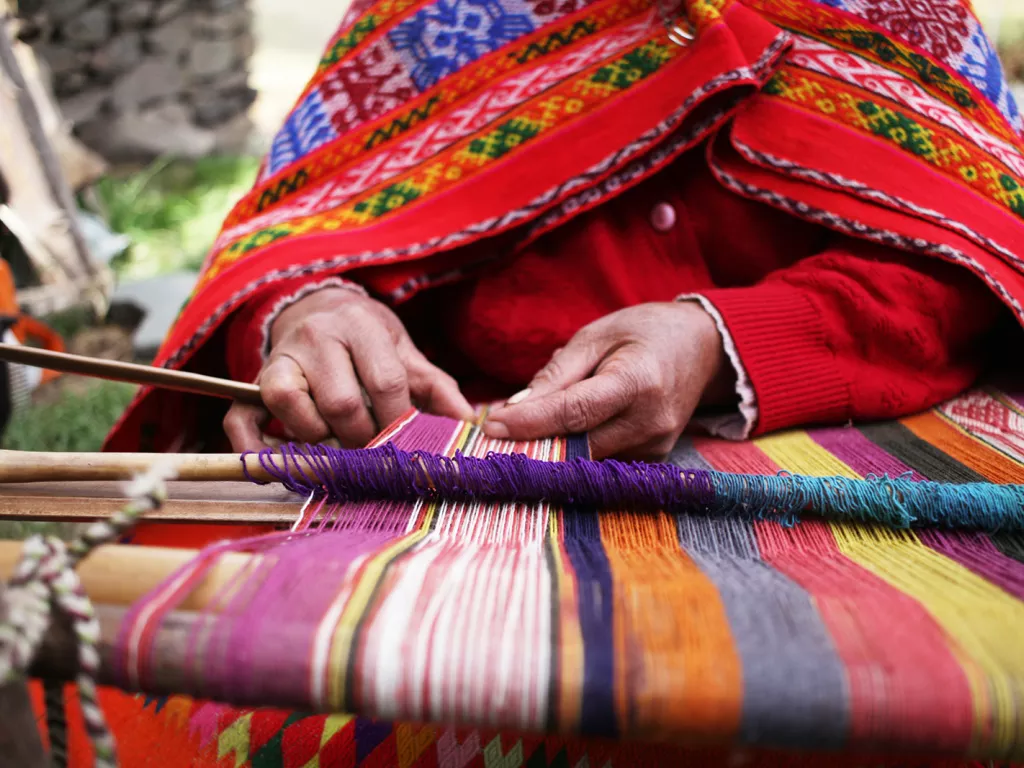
[650, 202, 676, 232]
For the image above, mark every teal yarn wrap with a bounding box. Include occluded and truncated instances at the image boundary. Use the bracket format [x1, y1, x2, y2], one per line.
[709, 471, 1024, 531]
[247, 442, 1024, 532]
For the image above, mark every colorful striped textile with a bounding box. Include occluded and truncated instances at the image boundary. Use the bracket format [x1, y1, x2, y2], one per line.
[41, 384, 1024, 767]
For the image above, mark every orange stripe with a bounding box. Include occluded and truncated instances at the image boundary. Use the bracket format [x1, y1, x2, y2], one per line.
[902, 411, 1024, 484]
[598, 511, 742, 741]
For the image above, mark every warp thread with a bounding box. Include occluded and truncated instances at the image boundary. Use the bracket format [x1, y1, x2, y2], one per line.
[0, 460, 175, 768]
[242, 443, 1024, 531]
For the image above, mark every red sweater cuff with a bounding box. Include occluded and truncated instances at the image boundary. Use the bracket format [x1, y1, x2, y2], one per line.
[699, 283, 850, 435]
[225, 274, 366, 384]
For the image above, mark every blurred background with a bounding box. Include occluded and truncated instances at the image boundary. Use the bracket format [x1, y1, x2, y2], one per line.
[0, 0, 1021, 467]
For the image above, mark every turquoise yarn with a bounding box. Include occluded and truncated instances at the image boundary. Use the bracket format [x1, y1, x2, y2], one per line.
[709, 471, 1024, 531]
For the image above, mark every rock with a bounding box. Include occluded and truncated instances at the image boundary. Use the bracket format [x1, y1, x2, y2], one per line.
[207, 69, 249, 91]
[152, 0, 190, 24]
[116, 1, 156, 28]
[112, 57, 183, 110]
[91, 31, 142, 75]
[188, 38, 237, 78]
[34, 44, 85, 77]
[61, 87, 108, 124]
[16, 0, 47, 16]
[195, 7, 251, 37]
[206, 0, 247, 10]
[191, 85, 257, 126]
[213, 112, 255, 153]
[234, 30, 255, 61]
[78, 102, 217, 160]
[110, 272, 200, 355]
[46, 0, 91, 23]
[147, 15, 193, 55]
[14, 16, 53, 44]
[62, 5, 112, 48]
[54, 70, 89, 96]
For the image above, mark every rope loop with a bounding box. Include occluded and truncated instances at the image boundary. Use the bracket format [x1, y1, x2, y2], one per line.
[0, 458, 176, 768]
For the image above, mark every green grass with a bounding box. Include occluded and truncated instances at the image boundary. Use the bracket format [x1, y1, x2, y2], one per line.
[3, 380, 137, 453]
[0, 380, 137, 540]
[93, 155, 260, 280]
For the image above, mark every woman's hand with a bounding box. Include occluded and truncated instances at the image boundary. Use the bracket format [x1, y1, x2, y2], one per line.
[224, 287, 474, 452]
[482, 302, 730, 460]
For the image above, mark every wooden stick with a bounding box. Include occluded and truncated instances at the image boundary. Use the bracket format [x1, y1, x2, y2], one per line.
[0, 449, 268, 483]
[0, 343, 263, 405]
[0, 479, 299, 523]
[0, 541, 252, 608]
[0, 13, 96, 284]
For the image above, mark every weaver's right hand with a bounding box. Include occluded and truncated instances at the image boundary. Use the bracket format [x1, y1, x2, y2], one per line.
[224, 287, 474, 452]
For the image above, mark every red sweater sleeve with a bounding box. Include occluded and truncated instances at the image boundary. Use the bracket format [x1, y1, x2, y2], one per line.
[699, 238, 1005, 436]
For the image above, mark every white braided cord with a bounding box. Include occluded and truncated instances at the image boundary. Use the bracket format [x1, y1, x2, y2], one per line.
[0, 459, 175, 767]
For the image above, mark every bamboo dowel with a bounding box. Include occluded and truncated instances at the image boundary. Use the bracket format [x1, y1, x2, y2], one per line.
[0, 449, 269, 483]
[0, 343, 263, 405]
[0, 541, 253, 609]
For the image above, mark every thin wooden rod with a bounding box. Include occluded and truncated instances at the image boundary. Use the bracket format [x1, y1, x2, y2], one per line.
[0, 343, 263, 405]
[0, 494, 296, 524]
[0, 540, 252, 608]
[0, 449, 271, 483]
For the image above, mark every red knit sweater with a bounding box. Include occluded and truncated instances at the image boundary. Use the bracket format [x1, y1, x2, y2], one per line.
[226, 146, 1005, 437]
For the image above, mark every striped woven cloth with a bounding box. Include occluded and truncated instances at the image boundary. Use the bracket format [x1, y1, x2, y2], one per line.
[50, 383, 1024, 767]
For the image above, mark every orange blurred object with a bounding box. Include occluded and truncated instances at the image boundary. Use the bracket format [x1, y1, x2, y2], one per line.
[0, 259, 65, 384]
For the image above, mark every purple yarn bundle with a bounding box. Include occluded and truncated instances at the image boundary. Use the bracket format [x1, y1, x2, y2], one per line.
[242, 442, 717, 512]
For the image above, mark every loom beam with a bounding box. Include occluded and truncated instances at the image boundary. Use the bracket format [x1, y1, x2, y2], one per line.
[0, 541, 252, 608]
[0, 480, 299, 523]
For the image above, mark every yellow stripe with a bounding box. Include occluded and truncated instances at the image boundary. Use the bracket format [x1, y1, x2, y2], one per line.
[549, 510, 583, 731]
[323, 420, 475, 708]
[754, 430, 860, 479]
[324, 504, 438, 709]
[757, 430, 1024, 758]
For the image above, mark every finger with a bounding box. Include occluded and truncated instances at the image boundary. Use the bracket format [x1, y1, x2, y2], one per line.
[524, 333, 605, 401]
[349, 322, 413, 429]
[223, 403, 270, 453]
[260, 354, 332, 443]
[482, 371, 632, 440]
[586, 418, 678, 461]
[303, 343, 378, 448]
[404, 348, 475, 421]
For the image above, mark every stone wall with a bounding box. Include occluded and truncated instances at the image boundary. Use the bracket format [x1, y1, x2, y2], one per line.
[15, 0, 256, 161]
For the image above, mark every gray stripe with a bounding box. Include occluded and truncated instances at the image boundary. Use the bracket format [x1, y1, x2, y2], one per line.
[677, 514, 851, 749]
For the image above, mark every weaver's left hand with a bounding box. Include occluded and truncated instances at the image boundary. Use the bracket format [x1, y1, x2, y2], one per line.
[481, 302, 730, 460]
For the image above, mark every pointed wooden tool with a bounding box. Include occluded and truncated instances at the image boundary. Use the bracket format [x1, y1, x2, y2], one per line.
[0, 342, 262, 405]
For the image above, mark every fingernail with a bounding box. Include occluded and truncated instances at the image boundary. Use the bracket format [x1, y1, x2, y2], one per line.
[483, 420, 510, 439]
[506, 388, 532, 406]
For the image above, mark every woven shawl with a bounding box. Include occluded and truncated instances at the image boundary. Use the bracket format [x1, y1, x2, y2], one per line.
[104, 0, 1024, 452]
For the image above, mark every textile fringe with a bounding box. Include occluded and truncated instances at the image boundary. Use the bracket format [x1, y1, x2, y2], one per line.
[243, 442, 1024, 531]
[0, 459, 176, 768]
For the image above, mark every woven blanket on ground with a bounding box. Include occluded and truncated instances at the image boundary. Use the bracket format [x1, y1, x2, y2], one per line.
[32, 384, 1024, 767]
[104, 0, 1024, 455]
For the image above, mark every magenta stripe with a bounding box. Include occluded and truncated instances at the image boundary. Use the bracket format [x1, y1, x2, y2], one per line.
[919, 531, 1024, 601]
[809, 426, 925, 480]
